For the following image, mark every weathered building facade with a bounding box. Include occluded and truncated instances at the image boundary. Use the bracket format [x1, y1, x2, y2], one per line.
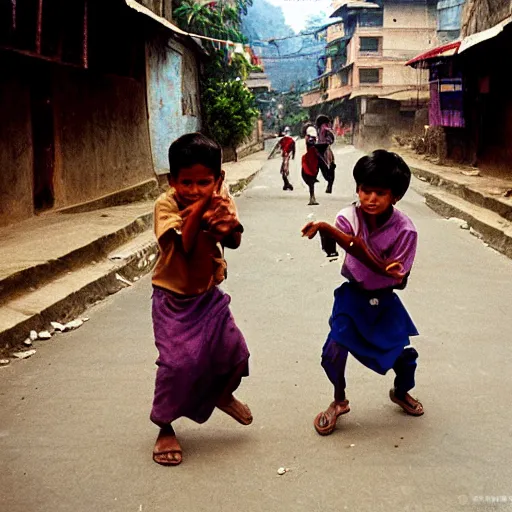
[302, 0, 436, 148]
[0, 0, 202, 227]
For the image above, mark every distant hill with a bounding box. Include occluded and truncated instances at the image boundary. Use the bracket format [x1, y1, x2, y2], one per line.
[242, 0, 325, 91]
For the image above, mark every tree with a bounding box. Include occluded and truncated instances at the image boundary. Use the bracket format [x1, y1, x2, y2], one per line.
[203, 79, 259, 159]
[173, 0, 245, 42]
[172, 1, 259, 158]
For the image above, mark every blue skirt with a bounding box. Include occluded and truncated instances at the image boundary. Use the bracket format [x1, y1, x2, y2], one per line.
[324, 282, 418, 375]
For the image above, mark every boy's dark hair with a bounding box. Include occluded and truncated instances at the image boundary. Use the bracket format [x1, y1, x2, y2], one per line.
[353, 150, 411, 199]
[316, 115, 331, 128]
[168, 133, 222, 179]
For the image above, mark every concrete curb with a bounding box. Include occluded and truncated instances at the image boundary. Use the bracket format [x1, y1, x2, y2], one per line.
[410, 166, 512, 222]
[0, 240, 159, 357]
[0, 171, 260, 360]
[56, 179, 160, 214]
[425, 190, 512, 259]
[228, 170, 260, 196]
[0, 212, 153, 305]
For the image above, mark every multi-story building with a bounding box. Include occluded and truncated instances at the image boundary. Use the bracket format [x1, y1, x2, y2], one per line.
[302, 0, 437, 147]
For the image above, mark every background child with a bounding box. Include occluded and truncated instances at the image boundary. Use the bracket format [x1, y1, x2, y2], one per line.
[302, 126, 320, 205]
[302, 150, 423, 437]
[315, 115, 336, 194]
[278, 126, 295, 191]
[151, 133, 251, 466]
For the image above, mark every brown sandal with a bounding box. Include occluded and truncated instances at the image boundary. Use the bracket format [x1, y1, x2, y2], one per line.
[389, 389, 424, 416]
[313, 400, 350, 436]
[217, 396, 253, 426]
[153, 431, 183, 466]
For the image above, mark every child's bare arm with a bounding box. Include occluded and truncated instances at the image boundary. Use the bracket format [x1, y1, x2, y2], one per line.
[203, 192, 243, 249]
[302, 221, 405, 278]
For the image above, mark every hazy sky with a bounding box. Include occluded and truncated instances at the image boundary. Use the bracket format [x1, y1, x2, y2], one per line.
[266, 0, 334, 32]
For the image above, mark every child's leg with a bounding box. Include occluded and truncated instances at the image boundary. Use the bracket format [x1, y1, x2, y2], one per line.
[308, 182, 318, 205]
[281, 156, 293, 190]
[282, 172, 293, 191]
[326, 162, 335, 194]
[153, 424, 183, 466]
[314, 342, 350, 435]
[390, 347, 424, 416]
[393, 346, 418, 396]
[321, 342, 349, 401]
[216, 361, 253, 425]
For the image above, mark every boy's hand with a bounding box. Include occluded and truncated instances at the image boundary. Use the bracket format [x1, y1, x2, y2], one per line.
[181, 195, 210, 222]
[302, 221, 324, 239]
[209, 217, 240, 240]
[385, 261, 407, 279]
[203, 197, 236, 226]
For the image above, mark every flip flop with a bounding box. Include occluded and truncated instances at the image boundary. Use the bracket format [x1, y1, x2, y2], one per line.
[153, 432, 183, 466]
[389, 389, 424, 416]
[314, 400, 350, 436]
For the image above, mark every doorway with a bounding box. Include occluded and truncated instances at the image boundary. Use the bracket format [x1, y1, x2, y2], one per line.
[31, 70, 55, 212]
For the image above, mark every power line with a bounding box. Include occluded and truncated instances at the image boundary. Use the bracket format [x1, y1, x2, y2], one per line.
[259, 52, 325, 60]
[252, 20, 342, 44]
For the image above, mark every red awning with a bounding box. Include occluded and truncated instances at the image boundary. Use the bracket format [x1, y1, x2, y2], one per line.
[406, 41, 461, 68]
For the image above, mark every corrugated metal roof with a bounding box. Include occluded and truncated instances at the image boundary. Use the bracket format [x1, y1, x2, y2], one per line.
[459, 15, 512, 53]
[405, 40, 461, 67]
[124, 1, 188, 35]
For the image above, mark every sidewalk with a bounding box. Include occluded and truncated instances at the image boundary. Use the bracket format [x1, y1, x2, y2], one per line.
[394, 146, 512, 259]
[0, 150, 266, 360]
[224, 148, 270, 193]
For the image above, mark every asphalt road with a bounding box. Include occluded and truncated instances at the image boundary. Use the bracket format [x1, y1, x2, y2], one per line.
[2, 145, 512, 512]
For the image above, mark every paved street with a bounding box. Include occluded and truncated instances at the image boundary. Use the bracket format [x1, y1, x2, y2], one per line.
[2, 145, 512, 512]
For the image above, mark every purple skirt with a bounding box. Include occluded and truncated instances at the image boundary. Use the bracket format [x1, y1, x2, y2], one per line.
[150, 286, 249, 426]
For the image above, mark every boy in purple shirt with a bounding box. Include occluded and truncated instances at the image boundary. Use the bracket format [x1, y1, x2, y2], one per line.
[302, 150, 423, 436]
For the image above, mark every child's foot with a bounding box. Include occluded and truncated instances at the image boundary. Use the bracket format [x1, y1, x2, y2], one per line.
[308, 198, 319, 206]
[389, 388, 424, 416]
[217, 395, 253, 425]
[153, 428, 183, 466]
[313, 399, 350, 436]
[326, 184, 333, 194]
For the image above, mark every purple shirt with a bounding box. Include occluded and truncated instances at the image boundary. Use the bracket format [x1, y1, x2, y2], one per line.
[335, 204, 417, 291]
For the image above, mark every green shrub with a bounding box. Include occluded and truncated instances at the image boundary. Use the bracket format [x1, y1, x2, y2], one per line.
[203, 79, 259, 153]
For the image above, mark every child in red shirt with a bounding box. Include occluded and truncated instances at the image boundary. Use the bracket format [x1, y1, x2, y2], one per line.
[279, 127, 295, 191]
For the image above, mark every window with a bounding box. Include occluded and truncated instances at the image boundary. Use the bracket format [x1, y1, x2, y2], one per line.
[0, 0, 145, 77]
[358, 11, 383, 28]
[437, 0, 464, 31]
[359, 37, 381, 54]
[359, 68, 381, 84]
[339, 68, 350, 86]
[0, 0, 88, 66]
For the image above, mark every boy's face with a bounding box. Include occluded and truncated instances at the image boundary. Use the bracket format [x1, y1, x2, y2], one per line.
[357, 185, 396, 216]
[170, 164, 219, 207]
